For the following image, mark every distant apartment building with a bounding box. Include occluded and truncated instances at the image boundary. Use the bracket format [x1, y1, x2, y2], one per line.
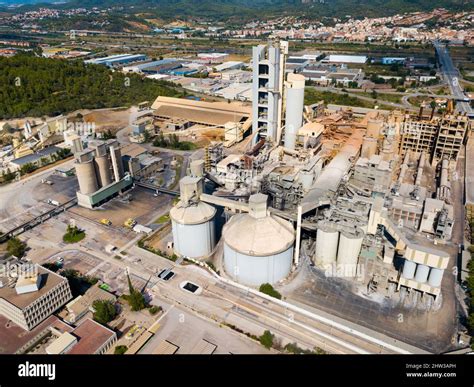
[0, 265, 72, 331]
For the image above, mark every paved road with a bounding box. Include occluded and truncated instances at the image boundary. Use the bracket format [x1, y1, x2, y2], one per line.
[434, 41, 473, 115]
[310, 86, 417, 111]
[52, 231, 427, 354]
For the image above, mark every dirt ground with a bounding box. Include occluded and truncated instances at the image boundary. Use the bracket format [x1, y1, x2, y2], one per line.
[145, 223, 173, 253]
[82, 108, 131, 135]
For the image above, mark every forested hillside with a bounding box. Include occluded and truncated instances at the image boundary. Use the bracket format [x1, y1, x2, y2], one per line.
[0, 54, 180, 119]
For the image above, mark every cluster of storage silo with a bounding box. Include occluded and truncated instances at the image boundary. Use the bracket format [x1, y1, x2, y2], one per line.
[170, 176, 216, 259]
[314, 220, 364, 268]
[223, 193, 295, 287]
[401, 259, 444, 288]
[75, 140, 123, 196]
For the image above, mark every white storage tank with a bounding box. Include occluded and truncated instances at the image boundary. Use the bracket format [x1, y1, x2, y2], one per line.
[337, 227, 364, 266]
[170, 177, 216, 259]
[402, 259, 417, 280]
[428, 267, 443, 287]
[223, 193, 295, 287]
[414, 264, 430, 284]
[314, 221, 339, 266]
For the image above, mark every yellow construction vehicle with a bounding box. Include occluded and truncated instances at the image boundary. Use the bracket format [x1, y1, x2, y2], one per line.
[100, 219, 112, 226]
[124, 218, 137, 228]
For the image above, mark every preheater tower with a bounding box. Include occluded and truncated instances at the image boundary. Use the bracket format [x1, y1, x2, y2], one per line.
[252, 40, 288, 144]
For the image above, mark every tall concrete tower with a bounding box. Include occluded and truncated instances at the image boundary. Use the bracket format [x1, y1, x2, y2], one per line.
[252, 40, 288, 144]
[284, 73, 305, 150]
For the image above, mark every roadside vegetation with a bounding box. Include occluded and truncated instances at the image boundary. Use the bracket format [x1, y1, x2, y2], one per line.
[259, 330, 274, 349]
[259, 283, 282, 300]
[114, 345, 128, 355]
[154, 213, 170, 224]
[153, 133, 197, 151]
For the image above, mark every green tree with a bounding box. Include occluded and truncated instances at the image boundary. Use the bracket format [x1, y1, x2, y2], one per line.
[114, 345, 128, 355]
[259, 283, 282, 299]
[259, 330, 274, 349]
[7, 237, 27, 257]
[148, 305, 162, 315]
[63, 225, 86, 243]
[2, 168, 16, 183]
[19, 162, 37, 175]
[92, 299, 117, 324]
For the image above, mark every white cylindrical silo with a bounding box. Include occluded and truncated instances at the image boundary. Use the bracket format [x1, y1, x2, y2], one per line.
[428, 267, 444, 287]
[414, 264, 430, 284]
[337, 228, 364, 266]
[299, 170, 314, 191]
[95, 155, 113, 187]
[223, 193, 295, 287]
[284, 73, 305, 150]
[402, 259, 417, 279]
[315, 222, 339, 266]
[75, 160, 99, 195]
[170, 201, 216, 259]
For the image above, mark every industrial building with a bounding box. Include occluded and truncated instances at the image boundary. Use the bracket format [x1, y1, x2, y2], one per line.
[45, 318, 117, 355]
[302, 65, 364, 87]
[9, 146, 63, 172]
[399, 111, 470, 165]
[74, 139, 133, 209]
[151, 96, 252, 146]
[121, 143, 163, 179]
[197, 53, 229, 64]
[0, 265, 72, 331]
[326, 55, 368, 64]
[85, 54, 148, 68]
[122, 58, 180, 74]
